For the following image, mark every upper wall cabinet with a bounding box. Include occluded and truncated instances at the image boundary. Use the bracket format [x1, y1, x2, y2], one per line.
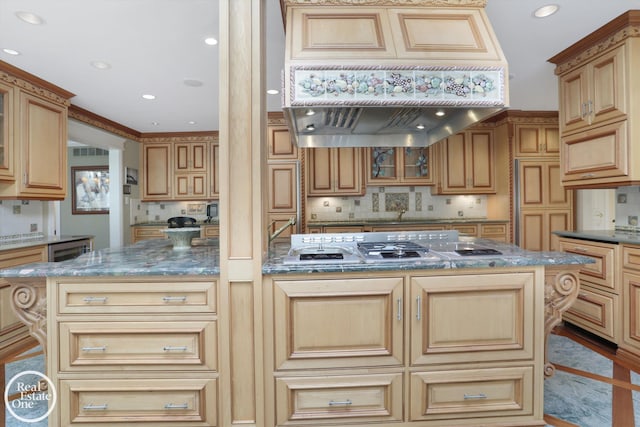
[549, 11, 640, 188]
[141, 133, 218, 202]
[0, 62, 73, 200]
[366, 147, 434, 186]
[306, 147, 364, 197]
[433, 127, 495, 195]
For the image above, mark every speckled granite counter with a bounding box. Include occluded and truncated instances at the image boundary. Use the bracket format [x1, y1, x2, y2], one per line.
[306, 218, 508, 227]
[554, 229, 640, 245]
[262, 237, 593, 275]
[0, 238, 220, 277]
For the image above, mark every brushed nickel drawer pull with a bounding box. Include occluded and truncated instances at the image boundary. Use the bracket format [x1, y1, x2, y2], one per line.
[581, 173, 595, 179]
[416, 296, 422, 321]
[163, 346, 188, 352]
[328, 399, 352, 406]
[463, 393, 487, 400]
[572, 247, 589, 253]
[164, 403, 189, 409]
[397, 298, 402, 321]
[83, 403, 108, 410]
[83, 296, 108, 303]
[81, 346, 107, 352]
[162, 296, 187, 302]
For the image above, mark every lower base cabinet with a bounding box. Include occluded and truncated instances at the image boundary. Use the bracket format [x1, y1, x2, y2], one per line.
[47, 277, 218, 426]
[264, 268, 545, 427]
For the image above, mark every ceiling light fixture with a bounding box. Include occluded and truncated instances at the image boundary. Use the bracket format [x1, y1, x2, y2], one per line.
[435, 110, 445, 117]
[204, 37, 218, 46]
[305, 109, 316, 116]
[142, 94, 156, 100]
[184, 79, 203, 87]
[266, 89, 279, 95]
[90, 60, 111, 70]
[305, 124, 316, 132]
[534, 4, 559, 18]
[416, 124, 425, 130]
[15, 11, 45, 25]
[188, 121, 197, 125]
[2, 48, 20, 56]
[151, 121, 160, 126]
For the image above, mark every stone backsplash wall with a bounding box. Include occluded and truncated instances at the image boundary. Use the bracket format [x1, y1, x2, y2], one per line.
[615, 185, 640, 229]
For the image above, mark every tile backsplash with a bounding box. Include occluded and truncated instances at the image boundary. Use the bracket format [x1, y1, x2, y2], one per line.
[0, 200, 45, 237]
[615, 185, 640, 229]
[306, 186, 487, 222]
[131, 200, 217, 224]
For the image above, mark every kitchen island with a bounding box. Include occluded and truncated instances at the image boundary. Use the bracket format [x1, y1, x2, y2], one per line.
[0, 236, 591, 427]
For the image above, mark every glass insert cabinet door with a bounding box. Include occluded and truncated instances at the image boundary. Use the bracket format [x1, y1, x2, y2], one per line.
[367, 147, 431, 185]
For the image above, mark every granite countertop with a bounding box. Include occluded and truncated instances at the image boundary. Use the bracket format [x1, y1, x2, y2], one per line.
[0, 235, 94, 252]
[554, 229, 640, 245]
[0, 235, 593, 279]
[0, 238, 220, 278]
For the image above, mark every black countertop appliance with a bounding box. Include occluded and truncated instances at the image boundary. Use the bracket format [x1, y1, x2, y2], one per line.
[167, 216, 198, 228]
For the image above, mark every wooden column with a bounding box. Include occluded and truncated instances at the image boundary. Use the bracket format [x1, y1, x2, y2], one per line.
[218, 1, 266, 426]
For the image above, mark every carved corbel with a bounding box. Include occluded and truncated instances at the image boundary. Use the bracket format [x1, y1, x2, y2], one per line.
[10, 278, 47, 356]
[543, 266, 580, 378]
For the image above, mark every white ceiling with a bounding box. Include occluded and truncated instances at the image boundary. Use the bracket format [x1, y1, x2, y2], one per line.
[1, 0, 640, 135]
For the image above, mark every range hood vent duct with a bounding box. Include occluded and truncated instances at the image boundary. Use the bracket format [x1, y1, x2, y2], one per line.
[281, 0, 509, 148]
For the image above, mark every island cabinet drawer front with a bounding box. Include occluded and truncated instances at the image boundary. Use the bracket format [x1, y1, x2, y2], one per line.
[275, 373, 403, 425]
[623, 245, 640, 271]
[558, 239, 618, 290]
[410, 366, 534, 421]
[59, 321, 217, 371]
[564, 284, 617, 342]
[273, 277, 404, 370]
[411, 273, 535, 365]
[59, 378, 217, 426]
[133, 226, 166, 239]
[57, 280, 217, 314]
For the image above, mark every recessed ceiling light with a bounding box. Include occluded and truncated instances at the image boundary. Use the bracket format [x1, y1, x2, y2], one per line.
[305, 109, 316, 116]
[188, 121, 197, 125]
[142, 94, 156, 100]
[151, 121, 160, 126]
[90, 60, 111, 70]
[534, 4, 559, 18]
[305, 124, 316, 132]
[2, 48, 20, 56]
[416, 124, 425, 130]
[266, 89, 279, 95]
[15, 11, 44, 25]
[184, 79, 203, 87]
[435, 110, 445, 117]
[204, 37, 218, 46]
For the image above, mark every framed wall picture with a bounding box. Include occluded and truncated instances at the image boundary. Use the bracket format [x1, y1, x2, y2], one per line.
[125, 167, 138, 185]
[72, 166, 110, 214]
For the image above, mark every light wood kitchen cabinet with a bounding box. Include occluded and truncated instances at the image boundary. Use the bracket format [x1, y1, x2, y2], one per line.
[268, 162, 297, 213]
[365, 146, 434, 186]
[264, 267, 545, 427]
[141, 134, 218, 201]
[620, 245, 640, 362]
[0, 81, 15, 181]
[48, 277, 219, 426]
[558, 237, 621, 342]
[556, 45, 626, 135]
[267, 120, 298, 160]
[517, 159, 573, 251]
[549, 13, 640, 188]
[0, 245, 47, 361]
[0, 62, 72, 200]
[433, 128, 495, 194]
[514, 123, 559, 157]
[142, 143, 172, 201]
[131, 225, 167, 243]
[306, 147, 364, 196]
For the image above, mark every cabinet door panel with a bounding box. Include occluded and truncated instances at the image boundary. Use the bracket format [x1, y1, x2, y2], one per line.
[469, 131, 493, 189]
[623, 272, 640, 352]
[0, 82, 15, 180]
[273, 277, 404, 369]
[268, 163, 297, 212]
[143, 144, 171, 199]
[411, 272, 535, 365]
[335, 147, 362, 193]
[442, 133, 467, 190]
[307, 148, 332, 193]
[564, 284, 617, 342]
[268, 126, 297, 159]
[559, 66, 588, 131]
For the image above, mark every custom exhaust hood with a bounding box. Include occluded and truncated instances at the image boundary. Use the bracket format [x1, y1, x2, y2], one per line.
[281, 0, 509, 148]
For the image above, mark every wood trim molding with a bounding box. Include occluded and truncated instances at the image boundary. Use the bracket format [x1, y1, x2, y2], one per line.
[68, 104, 141, 140]
[283, 0, 487, 7]
[0, 60, 73, 105]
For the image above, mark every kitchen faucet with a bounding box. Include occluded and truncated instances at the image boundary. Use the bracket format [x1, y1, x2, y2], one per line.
[267, 216, 297, 260]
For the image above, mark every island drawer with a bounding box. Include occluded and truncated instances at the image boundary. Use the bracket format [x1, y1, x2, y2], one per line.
[59, 321, 217, 372]
[410, 366, 533, 421]
[59, 378, 217, 426]
[275, 373, 402, 425]
[558, 238, 619, 292]
[563, 284, 618, 342]
[56, 280, 217, 314]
